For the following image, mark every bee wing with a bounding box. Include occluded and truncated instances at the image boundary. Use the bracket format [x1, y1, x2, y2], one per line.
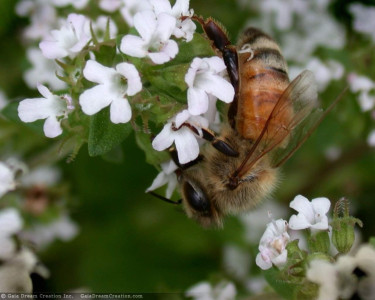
[234, 70, 319, 179]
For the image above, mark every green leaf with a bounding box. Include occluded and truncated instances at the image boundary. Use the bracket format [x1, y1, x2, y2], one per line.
[172, 33, 216, 64]
[135, 131, 169, 166]
[93, 44, 117, 66]
[264, 267, 299, 300]
[147, 64, 190, 102]
[88, 107, 132, 157]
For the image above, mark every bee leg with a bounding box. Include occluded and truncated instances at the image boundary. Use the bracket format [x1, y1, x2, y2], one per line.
[191, 16, 239, 128]
[148, 191, 182, 205]
[201, 128, 239, 157]
[173, 122, 238, 157]
[169, 147, 204, 170]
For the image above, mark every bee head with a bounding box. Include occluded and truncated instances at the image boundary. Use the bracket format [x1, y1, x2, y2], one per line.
[181, 178, 223, 228]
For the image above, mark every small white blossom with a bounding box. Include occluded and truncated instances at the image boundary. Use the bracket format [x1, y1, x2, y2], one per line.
[21, 214, 79, 249]
[350, 3, 375, 44]
[146, 160, 178, 198]
[255, 219, 290, 270]
[21, 166, 61, 187]
[152, 110, 208, 164]
[24, 48, 66, 90]
[288, 195, 330, 231]
[307, 244, 375, 300]
[51, 0, 89, 9]
[39, 13, 91, 59]
[150, 0, 196, 42]
[290, 58, 343, 91]
[0, 208, 23, 260]
[120, 10, 178, 64]
[348, 73, 375, 112]
[18, 84, 74, 138]
[223, 244, 251, 281]
[185, 57, 235, 116]
[186, 281, 237, 300]
[79, 60, 142, 124]
[16, 0, 58, 41]
[0, 163, 17, 199]
[92, 16, 118, 41]
[0, 249, 41, 293]
[239, 200, 287, 244]
[99, 0, 153, 27]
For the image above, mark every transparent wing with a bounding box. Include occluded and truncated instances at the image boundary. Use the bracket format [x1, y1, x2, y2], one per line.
[233, 70, 319, 179]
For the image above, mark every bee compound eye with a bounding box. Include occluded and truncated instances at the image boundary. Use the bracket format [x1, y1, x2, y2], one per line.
[183, 181, 210, 213]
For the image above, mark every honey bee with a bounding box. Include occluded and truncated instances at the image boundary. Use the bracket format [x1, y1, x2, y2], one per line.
[153, 18, 343, 227]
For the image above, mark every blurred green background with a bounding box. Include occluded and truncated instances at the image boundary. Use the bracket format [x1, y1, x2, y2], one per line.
[0, 0, 375, 294]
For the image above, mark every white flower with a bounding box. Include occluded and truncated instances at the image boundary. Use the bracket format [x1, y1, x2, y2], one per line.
[39, 13, 91, 59]
[120, 10, 178, 64]
[186, 281, 237, 300]
[79, 60, 142, 124]
[99, 0, 122, 12]
[350, 3, 375, 43]
[16, 0, 58, 41]
[18, 84, 74, 138]
[347, 73, 375, 112]
[307, 244, 375, 300]
[185, 57, 234, 116]
[0, 208, 23, 260]
[92, 16, 118, 41]
[0, 249, 41, 293]
[150, 0, 196, 42]
[21, 166, 61, 187]
[152, 110, 208, 164]
[223, 244, 251, 281]
[51, 0, 89, 9]
[120, 0, 153, 27]
[146, 160, 178, 198]
[24, 47, 66, 90]
[288, 195, 330, 231]
[21, 214, 79, 249]
[0, 162, 17, 199]
[256, 219, 290, 270]
[290, 58, 344, 92]
[239, 200, 287, 244]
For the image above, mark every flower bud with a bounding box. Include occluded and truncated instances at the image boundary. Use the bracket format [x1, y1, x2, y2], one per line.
[331, 198, 363, 254]
[307, 230, 330, 254]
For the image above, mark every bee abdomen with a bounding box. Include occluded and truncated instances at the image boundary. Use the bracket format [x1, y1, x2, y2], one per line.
[235, 28, 291, 140]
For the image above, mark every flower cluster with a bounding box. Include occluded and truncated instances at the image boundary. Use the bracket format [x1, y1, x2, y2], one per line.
[255, 195, 331, 270]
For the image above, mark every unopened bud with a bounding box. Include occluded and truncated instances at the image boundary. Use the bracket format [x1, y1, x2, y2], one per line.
[331, 198, 362, 254]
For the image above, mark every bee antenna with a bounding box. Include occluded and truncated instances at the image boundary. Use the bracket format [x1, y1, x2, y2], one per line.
[148, 191, 182, 205]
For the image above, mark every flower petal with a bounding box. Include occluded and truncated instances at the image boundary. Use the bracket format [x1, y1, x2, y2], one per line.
[196, 73, 234, 103]
[18, 98, 54, 122]
[175, 109, 191, 128]
[120, 35, 148, 58]
[255, 252, 272, 270]
[187, 87, 209, 115]
[150, 0, 171, 15]
[43, 115, 63, 138]
[311, 197, 331, 215]
[152, 123, 175, 151]
[79, 85, 113, 115]
[83, 60, 116, 84]
[146, 172, 168, 193]
[174, 129, 199, 164]
[133, 10, 156, 42]
[288, 214, 311, 230]
[115, 63, 142, 96]
[39, 40, 68, 59]
[109, 98, 132, 123]
[148, 40, 178, 64]
[205, 56, 227, 73]
[155, 13, 176, 42]
[289, 195, 315, 222]
[165, 175, 177, 198]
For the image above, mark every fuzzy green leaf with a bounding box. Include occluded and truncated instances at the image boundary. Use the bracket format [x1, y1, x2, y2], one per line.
[88, 107, 131, 157]
[264, 267, 299, 300]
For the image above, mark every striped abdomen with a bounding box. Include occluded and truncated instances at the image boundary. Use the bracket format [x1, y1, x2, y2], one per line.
[235, 28, 293, 141]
